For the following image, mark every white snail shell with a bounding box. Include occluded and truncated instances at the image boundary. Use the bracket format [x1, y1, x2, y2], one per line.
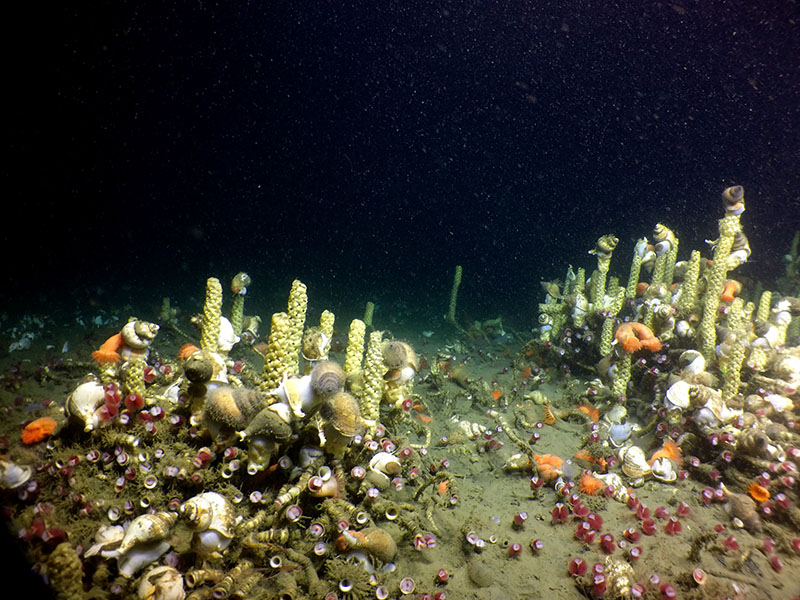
[117, 512, 177, 555]
[664, 380, 691, 410]
[137, 566, 185, 600]
[121, 320, 160, 350]
[0, 457, 32, 490]
[271, 375, 315, 419]
[66, 379, 105, 432]
[651, 457, 678, 483]
[369, 451, 402, 477]
[84, 525, 126, 558]
[619, 445, 651, 479]
[217, 317, 240, 353]
[180, 492, 235, 557]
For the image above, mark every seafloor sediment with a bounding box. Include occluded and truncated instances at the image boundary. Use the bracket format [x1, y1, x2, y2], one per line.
[1, 187, 799, 600]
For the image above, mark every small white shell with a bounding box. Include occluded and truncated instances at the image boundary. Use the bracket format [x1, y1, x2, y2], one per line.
[137, 566, 185, 600]
[0, 458, 32, 490]
[369, 451, 402, 476]
[271, 375, 314, 419]
[651, 457, 677, 482]
[604, 404, 627, 424]
[664, 380, 691, 410]
[679, 350, 706, 378]
[765, 393, 793, 413]
[84, 525, 126, 558]
[217, 317, 240, 353]
[704, 396, 742, 425]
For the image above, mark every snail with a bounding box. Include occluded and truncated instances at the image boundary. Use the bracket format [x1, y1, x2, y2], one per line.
[90, 512, 177, 578]
[65, 376, 106, 432]
[180, 492, 235, 558]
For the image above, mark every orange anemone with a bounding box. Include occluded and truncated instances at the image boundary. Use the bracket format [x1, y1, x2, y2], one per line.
[748, 482, 770, 503]
[579, 472, 605, 496]
[721, 280, 742, 303]
[615, 322, 662, 354]
[577, 403, 600, 423]
[21, 416, 58, 445]
[492, 390, 503, 401]
[648, 439, 682, 466]
[92, 332, 124, 364]
[635, 282, 649, 296]
[178, 343, 200, 361]
[534, 454, 564, 482]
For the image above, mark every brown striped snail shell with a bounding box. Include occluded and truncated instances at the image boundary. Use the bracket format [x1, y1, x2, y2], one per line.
[310, 360, 346, 397]
[320, 391, 363, 438]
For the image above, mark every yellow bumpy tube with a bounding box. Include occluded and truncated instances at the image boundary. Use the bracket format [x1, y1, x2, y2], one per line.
[446, 265, 462, 324]
[677, 250, 701, 317]
[363, 302, 375, 328]
[201, 277, 223, 353]
[122, 355, 147, 398]
[721, 301, 747, 401]
[625, 238, 646, 299]
[230, 272, 251, 337]
[320, 309, 335, 342]
[756, 290, 772, 323]
[612, 351, 632, 398]
[600, 317, 615, 357]
[261, 312, 292, 393]
[699, 211, 742, 359]
[589, 235, 618, 307]
[344, 319, 366, 377]
[285, 280, 308, 377]
[361, 330, 385, 425]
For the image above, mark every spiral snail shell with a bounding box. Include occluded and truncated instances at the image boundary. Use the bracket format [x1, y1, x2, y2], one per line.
[310, 360, 345, 397]
[590, 234, 619, 258]
[320, 391, 363, 438]
[205, 385, 263, 431]
[180, 492, 236, 557]
[117, 512, 177, 556]
[302, 327, 330, 361]
[382, 341, 419, 371]
[722, 185, 745, 215]
[121, 320, 160, 351]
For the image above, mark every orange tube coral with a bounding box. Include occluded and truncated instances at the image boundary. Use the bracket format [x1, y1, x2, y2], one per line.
[615, 322, 662, 354]
[22, 417, 58, 444]
[92, 332, 124, 364]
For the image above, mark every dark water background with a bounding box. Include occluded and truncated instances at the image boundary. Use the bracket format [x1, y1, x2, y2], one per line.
[5, 1, 798, 329]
